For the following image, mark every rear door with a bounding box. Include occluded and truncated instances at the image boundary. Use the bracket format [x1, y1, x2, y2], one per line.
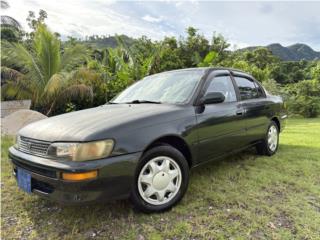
[195, 71, 247, 162]
[232, 74, 270, 144]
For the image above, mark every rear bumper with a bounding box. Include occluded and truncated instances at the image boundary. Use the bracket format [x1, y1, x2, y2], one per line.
[9, 147, 141, 204]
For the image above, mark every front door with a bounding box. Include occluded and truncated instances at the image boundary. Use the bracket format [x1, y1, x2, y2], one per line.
[195, 73, 247, 163]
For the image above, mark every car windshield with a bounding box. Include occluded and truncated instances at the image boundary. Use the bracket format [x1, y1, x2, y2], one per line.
[111, 69, 205, 104]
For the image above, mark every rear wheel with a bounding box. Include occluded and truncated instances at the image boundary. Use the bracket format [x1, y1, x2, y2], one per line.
[256, 121, 279, 156]
[130, 145, 189, 213]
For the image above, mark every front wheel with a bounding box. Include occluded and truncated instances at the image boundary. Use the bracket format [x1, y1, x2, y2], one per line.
[256, 121, 279, 156]
[130, 145, 189, 213]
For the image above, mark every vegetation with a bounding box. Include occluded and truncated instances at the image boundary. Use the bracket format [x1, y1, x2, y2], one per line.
[1, 118, 320, 239]
[1, 9, 320, 117]
[0, 0, 23, 42]
[242, 43, 320, 61]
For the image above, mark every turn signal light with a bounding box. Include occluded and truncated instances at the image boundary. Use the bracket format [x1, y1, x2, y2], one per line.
[62, 170, 98, 181]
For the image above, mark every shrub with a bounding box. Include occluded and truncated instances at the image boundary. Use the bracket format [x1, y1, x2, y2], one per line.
[284, 79, 320, 118]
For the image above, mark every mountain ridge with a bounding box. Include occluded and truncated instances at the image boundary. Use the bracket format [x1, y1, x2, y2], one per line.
[241, 43, 320, 61]
[81, 35, 320, 61]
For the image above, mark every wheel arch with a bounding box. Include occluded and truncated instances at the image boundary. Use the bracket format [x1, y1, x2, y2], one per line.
[142, 134, 193, 168]
[271, 116, 281, 131]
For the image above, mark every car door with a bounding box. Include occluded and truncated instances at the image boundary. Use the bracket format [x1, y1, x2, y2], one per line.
[232, 74, 270, 144]
[195, 71, 247, 163]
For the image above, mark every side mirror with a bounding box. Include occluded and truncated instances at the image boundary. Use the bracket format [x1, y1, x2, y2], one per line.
[202, 92, 225, 104]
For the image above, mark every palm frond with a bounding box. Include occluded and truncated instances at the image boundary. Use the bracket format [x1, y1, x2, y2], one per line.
[34, 24, 61, 83]
[43, 72, 69, 97]
[116, 35, 135, 66]
[1, 15, 21, 30]
[2, 41, 44, 82]
[60, 84, 93, 100]
[1, 78, 32, 101]
[60, 44, 88, 71]
[46, 84, 93, 116]
[68, 68, 99, 83]
[1, 66, 24, 85]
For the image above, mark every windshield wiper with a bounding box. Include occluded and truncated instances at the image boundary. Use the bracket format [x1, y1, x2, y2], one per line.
[125, 100, 162, 104]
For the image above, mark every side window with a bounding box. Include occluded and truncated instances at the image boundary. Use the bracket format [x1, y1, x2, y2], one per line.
[205, 75, 237, 102]
[254, 82, 265, 98]
[234, 77, 258, 100]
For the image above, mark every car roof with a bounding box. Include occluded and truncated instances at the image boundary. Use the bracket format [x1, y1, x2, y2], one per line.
[162, 67, 251, 76]
[144, 67, 256, 82]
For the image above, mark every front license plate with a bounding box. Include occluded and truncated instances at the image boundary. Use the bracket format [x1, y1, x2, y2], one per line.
[17, 168, 32, 193]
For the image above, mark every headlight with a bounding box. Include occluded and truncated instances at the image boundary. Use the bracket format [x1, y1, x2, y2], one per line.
[47, 139, 114, 161]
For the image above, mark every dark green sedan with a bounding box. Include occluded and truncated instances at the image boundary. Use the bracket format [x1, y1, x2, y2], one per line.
[9, 67, 287, 212]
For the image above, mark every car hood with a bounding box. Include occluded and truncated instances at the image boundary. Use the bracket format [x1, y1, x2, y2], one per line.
[19, 104, 188, 142]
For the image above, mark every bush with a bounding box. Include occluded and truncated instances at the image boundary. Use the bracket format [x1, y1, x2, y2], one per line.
[262, 79, 281, 95]
[284, 79, 320, 118]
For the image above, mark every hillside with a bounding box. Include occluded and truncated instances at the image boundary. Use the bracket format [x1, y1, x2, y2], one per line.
[242, 43, 320, 61]
[82, 34, 320, 62]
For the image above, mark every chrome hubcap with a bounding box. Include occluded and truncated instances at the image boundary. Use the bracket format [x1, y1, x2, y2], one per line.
[268, 125, 278, 152]
[138, 156, 182, 205]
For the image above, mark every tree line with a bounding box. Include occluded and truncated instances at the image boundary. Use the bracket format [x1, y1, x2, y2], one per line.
[1, 6, 320, 117]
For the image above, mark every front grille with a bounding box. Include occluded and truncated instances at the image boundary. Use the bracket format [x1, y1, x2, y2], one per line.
[11, 157, 57, 178]
[18, 136, 50, 157]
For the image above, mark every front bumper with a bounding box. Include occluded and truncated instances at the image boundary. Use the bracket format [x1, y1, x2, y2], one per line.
[9, 147, 141, 204]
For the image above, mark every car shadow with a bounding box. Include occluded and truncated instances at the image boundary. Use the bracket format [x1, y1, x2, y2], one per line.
[21, 143, 319, 238]
[25, 148, 259, 216]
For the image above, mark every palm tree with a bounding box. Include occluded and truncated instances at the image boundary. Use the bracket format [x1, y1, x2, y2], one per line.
[1, 0, 22, 42]
[1, 0, 21, 29]
[2, 24, 93, 115]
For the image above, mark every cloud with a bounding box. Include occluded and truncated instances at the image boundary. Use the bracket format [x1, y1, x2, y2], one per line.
[259, 3, 274, 14]
[5, 0, 320, 51]
[142, 14, 164, 23]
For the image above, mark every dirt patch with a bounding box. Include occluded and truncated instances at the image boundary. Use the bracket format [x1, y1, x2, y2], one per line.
[274, 211, 297, 234]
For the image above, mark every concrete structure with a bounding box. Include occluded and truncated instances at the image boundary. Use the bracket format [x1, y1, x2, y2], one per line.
[1, 109, 47, 136]
[1, 100, 32, 118]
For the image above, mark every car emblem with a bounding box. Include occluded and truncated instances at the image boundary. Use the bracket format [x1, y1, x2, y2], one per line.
[27, 142, 32, 150]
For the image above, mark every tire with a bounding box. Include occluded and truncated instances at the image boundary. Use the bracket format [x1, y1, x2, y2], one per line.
[130, 145, 189, 213]
[256, 121, 279, 156]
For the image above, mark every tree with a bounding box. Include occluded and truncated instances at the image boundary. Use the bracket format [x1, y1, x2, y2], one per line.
[198, 51, 218, 67]
[311, 62, 320, 80]
[2, 24, 91, 115]
[284, 79, 320, 118]
[179, 27, 210, 67]
[243, 48, 279, 70]
[0, 0, 22, 42]
[26, 9, 47, 31]
[210, 32, 230, 62]
[25, 9, 48, 40]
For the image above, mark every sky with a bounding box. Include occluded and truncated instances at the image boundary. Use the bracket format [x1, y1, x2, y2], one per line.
[3, 0, 320, 51]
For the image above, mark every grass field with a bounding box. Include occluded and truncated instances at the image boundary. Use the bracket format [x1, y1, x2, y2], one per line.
[1, 118, 320, 240]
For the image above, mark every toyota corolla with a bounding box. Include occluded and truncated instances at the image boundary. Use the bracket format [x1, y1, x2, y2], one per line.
[9, 67, 287, 212]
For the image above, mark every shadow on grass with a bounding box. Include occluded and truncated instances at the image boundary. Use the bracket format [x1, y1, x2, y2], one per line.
[19, 143, 319, 235]
[24, 149, 258, 215]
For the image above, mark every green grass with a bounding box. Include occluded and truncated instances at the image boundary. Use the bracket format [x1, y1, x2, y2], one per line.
[1, 118, 320, 239]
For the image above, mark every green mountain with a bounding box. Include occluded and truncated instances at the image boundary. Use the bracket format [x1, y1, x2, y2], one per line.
[242, 43, 320, 61]
[83, 35, 320, 62]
